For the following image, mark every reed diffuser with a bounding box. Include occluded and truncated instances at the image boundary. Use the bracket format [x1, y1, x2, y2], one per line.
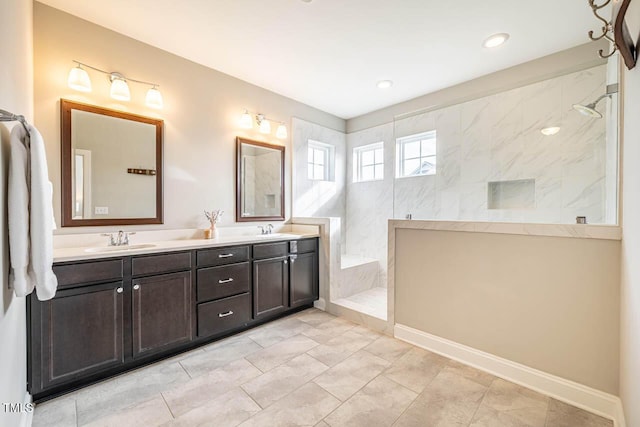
[204, 209, 223, 239]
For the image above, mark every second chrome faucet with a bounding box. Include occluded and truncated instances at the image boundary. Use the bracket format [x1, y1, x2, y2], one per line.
[102, 230, 136, 246]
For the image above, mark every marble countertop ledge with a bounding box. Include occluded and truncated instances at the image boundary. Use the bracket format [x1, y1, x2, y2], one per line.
[389, 220, 622, 241]
[53, 224, 319, 262]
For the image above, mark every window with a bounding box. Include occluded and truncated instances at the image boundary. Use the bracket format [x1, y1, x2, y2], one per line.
[396, 131, 437, 178]
[308, 140, 333, 181]
[353, 142, 384, 182]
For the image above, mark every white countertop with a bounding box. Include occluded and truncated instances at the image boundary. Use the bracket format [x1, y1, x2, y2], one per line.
[53, 225, 319, 263]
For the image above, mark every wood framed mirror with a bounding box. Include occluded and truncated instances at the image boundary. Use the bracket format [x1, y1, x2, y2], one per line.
[236, 137, 285, 222]
[60, 99, 163, 227]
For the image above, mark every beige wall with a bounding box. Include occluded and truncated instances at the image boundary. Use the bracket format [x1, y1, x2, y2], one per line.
[347, 42, 606, 133]
[619, 5, 640, 424]
[33, 3, 345, 233]
[394, 228, 620, 394]
[0, 0, 33, 425]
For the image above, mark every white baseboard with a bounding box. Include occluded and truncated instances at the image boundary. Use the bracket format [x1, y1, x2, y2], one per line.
[313, 298, 326, 310]
[19, 392, 33, 427]
[394, 324, 624, 427]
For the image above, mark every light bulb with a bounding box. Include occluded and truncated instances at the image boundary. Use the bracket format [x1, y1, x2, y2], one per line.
[145, 86, 163, 109]
[276, 124, 288, 139]
[110, 77, 131, 101]
[240, 110, 253, 129]
[67, 65, 92, 92]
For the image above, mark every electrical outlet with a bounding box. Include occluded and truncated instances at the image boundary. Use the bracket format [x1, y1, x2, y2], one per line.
[95, 206, 109, 215]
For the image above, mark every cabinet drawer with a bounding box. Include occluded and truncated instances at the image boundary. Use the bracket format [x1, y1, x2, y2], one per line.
[197, 293, 251, 337]
[53, 259, 123, 288]
[197, 262, 250, 302]
[132, 252, 192, 277]
[196, 246, 249, 267]
[253, 242, 288, 260]
[289, 239, 316, 254]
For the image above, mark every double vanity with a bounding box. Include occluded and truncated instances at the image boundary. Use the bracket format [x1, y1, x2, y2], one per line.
[27, 231, 319, 401]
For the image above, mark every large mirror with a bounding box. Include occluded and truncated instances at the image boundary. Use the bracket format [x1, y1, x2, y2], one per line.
[61, 99, 163, 226]
[236, 137, 285, 222]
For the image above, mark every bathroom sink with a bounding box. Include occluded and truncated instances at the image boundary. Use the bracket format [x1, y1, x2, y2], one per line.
[255, 233, 296, 239]
[84, 243, 157, 253]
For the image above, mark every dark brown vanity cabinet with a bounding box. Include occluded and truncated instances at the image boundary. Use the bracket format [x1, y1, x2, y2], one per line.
[28, 238, 318, 401]
[33, 281, 125, 392]
[195, 246, 252, 338]
[253, 239, 318, 319]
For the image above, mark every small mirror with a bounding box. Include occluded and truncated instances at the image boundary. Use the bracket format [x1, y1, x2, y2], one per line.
[236, 137, 285, 222]
[61, 99, 163, 226]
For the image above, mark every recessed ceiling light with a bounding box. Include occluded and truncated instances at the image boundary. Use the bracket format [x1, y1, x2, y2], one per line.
[540, 126, 561, 136]
[377, 80, 393, 89]
[483, 33, 510, 48]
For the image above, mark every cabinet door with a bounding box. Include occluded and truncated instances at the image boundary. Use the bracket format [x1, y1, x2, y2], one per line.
[253, 256, 288, 320]
[37, 282, 125, 391]
[289, 252, 318, 308]
[132, 271, 192, 359]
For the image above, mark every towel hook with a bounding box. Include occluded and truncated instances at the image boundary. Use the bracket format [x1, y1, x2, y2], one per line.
[0, 109, 30, 134]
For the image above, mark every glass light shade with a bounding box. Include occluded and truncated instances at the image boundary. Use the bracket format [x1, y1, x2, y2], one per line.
[240, 111, 253, 129]
[259, 118, 271, 134]
[276, 124, 288, 139]
[145, 87, 163, 109]
[110, 78, 131, 101]
[67, 66, 92, 92]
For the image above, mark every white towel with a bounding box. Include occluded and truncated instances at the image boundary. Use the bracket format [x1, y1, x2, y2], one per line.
[8, 124, 58, 300]
[8, 124, 32, 297]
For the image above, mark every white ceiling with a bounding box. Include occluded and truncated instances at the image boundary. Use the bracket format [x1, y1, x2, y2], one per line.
[38, 0, 600, 119]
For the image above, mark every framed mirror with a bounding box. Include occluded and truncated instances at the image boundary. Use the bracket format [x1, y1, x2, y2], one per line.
[236, 137, 285, 222]
[60, 99, 163, 227]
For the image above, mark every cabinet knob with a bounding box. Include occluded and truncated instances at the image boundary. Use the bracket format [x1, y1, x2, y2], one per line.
[133, 284, 140, 290]
[290, 258, 295, 263]
[116, 287, 123, 293]
[283, 260, 288, 265]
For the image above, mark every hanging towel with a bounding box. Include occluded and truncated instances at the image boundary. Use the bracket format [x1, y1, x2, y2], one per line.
[8, 124, 32, 297]
[8, 123, 58, 300]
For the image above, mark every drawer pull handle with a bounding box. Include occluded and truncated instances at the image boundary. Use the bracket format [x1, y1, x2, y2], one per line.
[116, 287, 123, 294]
[218, 310, 234, 318]
[218, 254, 234, 258]
[133, 284, 140, 290]
[218, 278, 234, 284]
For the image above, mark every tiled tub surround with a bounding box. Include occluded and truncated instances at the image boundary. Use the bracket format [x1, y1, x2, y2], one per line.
[32, 308, 613, 427]
[392, 64, 615, 225]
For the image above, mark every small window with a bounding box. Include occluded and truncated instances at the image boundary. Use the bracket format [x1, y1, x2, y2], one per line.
[308, 140, 334, 181]
[353, 142, 384, 182]
[396, 131, 436, 178]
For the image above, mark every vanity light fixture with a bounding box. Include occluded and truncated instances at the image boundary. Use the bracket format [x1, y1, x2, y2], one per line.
[276, 124, 288, 139]
[67, 60, 164, 109]
[257, 114, 271, 134]
[540, 126, 561, 136]
[483, 33, 510, 48]
[239, 109, 288, 139]
[67, 63, 92, 92]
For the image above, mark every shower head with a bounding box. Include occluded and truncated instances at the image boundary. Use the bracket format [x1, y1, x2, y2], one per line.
[572, 102, 603, 118]
[572, 84, 619, 119]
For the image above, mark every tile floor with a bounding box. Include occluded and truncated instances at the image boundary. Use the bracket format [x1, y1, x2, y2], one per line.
[32, 309, 613, 427]
[333, 287, 387, 320]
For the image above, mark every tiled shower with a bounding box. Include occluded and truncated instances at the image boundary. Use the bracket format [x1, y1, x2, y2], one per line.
[293, 62, 618, 322]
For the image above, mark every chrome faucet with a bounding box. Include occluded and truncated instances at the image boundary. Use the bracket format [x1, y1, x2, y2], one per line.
[101, 230, 136, 246]
[258, 224, 274, 235]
